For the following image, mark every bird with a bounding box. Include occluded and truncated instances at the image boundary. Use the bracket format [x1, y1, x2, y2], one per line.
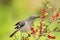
[10, 14, 40, 37]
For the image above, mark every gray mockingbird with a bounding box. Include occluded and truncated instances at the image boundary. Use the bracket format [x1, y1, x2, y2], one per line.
[10, 14, 40, 37]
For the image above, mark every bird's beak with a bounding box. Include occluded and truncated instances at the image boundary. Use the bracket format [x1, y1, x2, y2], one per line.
[37, 16, 40, 18]
[36, 16, 40, 18]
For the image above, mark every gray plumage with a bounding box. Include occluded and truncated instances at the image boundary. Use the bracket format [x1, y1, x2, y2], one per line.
[10, 14, 40, 37]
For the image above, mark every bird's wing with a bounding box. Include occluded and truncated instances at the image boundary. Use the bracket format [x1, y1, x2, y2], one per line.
[14, 20, 25, 29]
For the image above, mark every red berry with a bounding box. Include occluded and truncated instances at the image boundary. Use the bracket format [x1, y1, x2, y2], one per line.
[55, 12, 59, 17]
[42, 8, 46, 15]
[41, 15, 45, 19]
[31, 27, 34, 31]
[51, 36, 56, 39]
[51, 16, 55, 21]
[48, 35, 52, 39]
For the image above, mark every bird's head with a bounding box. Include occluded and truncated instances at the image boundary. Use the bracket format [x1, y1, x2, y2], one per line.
[28, 14, 40, 21]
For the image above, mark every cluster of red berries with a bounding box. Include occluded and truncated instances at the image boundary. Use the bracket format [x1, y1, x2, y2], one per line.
[40, 8, 46, 35]
[51, 12, 60, 21]
[25, 8, 60, 40]
[30, 27, 38, 34]
[48, 34, 56, 39]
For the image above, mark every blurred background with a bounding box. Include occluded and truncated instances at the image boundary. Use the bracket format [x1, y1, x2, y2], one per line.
[0, 0, 60, 40]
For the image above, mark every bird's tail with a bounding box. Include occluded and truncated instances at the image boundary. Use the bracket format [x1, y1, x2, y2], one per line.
[10, 30, 18, 37]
